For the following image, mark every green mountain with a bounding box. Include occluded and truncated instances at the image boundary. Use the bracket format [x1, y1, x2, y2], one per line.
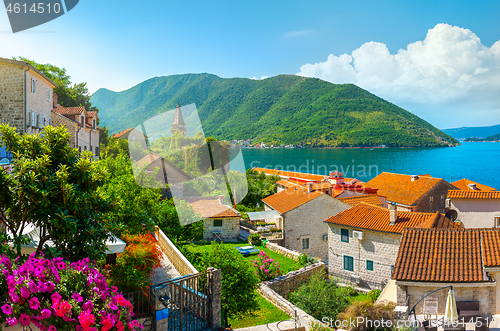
[91, 73, 458, 147]
[443, 124, 500, 140]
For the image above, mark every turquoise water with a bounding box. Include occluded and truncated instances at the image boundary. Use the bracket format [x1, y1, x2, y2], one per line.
[238, 142, 500, 189]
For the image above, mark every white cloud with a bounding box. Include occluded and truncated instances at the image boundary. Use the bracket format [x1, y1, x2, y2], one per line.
[250, 76, 269, 80]
[298, 23, 500, 105]
[284, 30, 313, 38]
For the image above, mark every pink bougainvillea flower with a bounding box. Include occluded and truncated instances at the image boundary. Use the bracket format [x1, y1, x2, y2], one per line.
[29, 297, 41, 310]
[19, 313, 31, 327]
[1, 304, 13, 315]
[41, 309, 52, 319]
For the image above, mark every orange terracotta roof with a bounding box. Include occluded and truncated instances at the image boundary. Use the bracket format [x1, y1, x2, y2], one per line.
[337, 194, 384, 207]
[53, 105, 86, 115]
[414, 212, 463, 229]
[112, 128, 133, 139]
[447, 190, 500, 199]
[324, 203, 439, 234]
[180, 197, 239, 218]
[452, 178, 496, 192]
[86, 111, 99, 119]
[482, 228, 500, 267]
[276, 180, 302, 189]
[366, 172, 443, 206]
[253, 167, 326, 181]
[393, 228, 486, 282]
[136, 153, 162, 168]
[262, 187, 324, 214]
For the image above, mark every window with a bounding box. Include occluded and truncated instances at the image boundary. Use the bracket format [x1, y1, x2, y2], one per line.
[391, 265, 395, 275]
[213, 219, 223, 227]
[31, 78, 36, 93]
[344, 255, 354, 271]
[46, 88, 51, 101]
[84, 146, 87, 151]
[95, 147, 99, 157]
[302, 238, 310, 250]
[495, 216, 500, 228]
[90, 145, 93, 153]
[43, 115, 46, 127]
[341, 229, 349, 243]
[441, 194, 445, 200]
[78, 146, 81, 152]
[92, 119, 96, 129]
[81, 116, 84, 127]
[429, 196, 433, 203]
[366, 260, 374, 271]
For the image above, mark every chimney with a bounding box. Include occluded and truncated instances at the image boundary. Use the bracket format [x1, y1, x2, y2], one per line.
[53, 93, 58, 109]
[468, 183, 477, 190]
[411, 175, 419, 182]
[389, 203, 398, 225]
[218, 195, 224, 203]
[307, 182, 313, 193]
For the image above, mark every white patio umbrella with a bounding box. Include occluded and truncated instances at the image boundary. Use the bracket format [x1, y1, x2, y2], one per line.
[444, 288, 458, 322]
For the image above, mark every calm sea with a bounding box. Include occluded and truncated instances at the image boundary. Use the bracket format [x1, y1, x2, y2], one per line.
[237, 142, 500, 189]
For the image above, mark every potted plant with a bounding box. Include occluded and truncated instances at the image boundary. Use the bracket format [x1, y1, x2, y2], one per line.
[249, 233, 262, 246]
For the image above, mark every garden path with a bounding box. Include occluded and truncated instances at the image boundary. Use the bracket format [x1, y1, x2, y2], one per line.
[151, 246, 182, 284]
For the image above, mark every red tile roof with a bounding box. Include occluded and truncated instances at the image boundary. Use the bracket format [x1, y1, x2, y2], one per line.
[180, 197, 239, 218]
[262, 187, 324, 214]
[53, 105, 86, 115]
[324, 203, 445, 234]
[337, 194, 384, 207]
[447, 190, 500, 199]
[414, 212, 463, 229]
[393, 228, 486, 282]
[112, 128, 133, 139]
[366, 172, 444, 206]
[482, 229, 500, 268]
[276, 180, 302, 189]
[86, 111, 99, 119]
[451, 178, 496, 192]
[252, 167, 357, 184]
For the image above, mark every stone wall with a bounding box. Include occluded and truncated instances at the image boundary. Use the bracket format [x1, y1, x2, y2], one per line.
[328, 224, 401, 290]
[155, 226, 198, 276]
[265, 262, 326, 298]
[284, 194, 350, 260]
[203, 217, 240, 241]
[25, 69, 54, 135]
[396, 283, 496, 316]
[50, 111, 79, 148]
[266, 241, 301, 260]
[0, 62, 25, 133]
[414, 180, 458, 213]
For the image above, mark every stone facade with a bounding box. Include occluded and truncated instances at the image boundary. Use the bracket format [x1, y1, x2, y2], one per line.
[0, 59, 55, 135]
[50, 111, 79, 148]
[396, 283, 496, 316]
[0, 62, 25, 133]
[269, 194, 350, 261]
[413, 180, 458, 213]
[328, 224, 401, 290]
[265, 241, 301, 260]
[265, 262, 326, 298]
[203, 217, 240, 241]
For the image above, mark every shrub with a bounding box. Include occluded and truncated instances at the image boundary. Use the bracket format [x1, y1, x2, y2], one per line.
[368, 289, 382, 302]
[289, 271, 350, 321]
[0, 254, 141, 330]
[337, 300, 396, 331]
[298, 253, 317, 267]
[252, 251, 282, 281]
[344, 286, 359, 297]
[249, 233, 262, 245]
[108, 233, 162, 292]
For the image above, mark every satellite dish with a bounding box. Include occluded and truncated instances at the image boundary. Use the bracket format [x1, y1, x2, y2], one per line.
[445, 210, 458, 222]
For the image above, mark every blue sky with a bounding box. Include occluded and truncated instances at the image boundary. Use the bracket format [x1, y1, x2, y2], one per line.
[1, 0, 500, 129]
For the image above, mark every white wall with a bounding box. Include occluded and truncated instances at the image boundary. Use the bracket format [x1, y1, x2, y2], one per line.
[451, 199, 500, 228]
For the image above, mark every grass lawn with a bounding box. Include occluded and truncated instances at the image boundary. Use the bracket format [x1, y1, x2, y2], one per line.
[182, 241, 302, 274]
[228, 291, 290, 329]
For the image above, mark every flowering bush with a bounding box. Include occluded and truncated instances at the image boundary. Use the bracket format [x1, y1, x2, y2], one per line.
[107, 233, 162, 293]
[0, 254, 142, 330]
[252, 251, 281, 281]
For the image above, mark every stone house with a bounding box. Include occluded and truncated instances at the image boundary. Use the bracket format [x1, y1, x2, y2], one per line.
[51, 100, 101, 157]
[324, 203, 461, 290]
[181, 196, 241, 242]
[366, 172, 458, 213]
[0, 57, 56, 135]
[393, 227, 500, 316]
[446, 190, 500, 228]
[262, 186, 351, 260]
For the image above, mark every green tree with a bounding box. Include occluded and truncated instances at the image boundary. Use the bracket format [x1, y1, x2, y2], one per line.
[0, 124, 111, 261]
[238, 169, 280, 209]
[200, 243, 260, 327]
[156, 199, 204, 243]
[289, 271, 351, 321]
[15, 57, 99, 116]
